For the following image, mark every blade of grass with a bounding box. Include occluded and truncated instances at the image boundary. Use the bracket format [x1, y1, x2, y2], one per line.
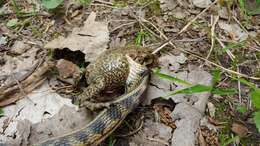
[223, 136, 239, 146]
[108, 135, 114, 146]
[11, 0, 21, 16]
[253, 111, 260, 132]
[166, 85, 237, 96]
[153, 69, 191, 86]
[211, 69, 221, 85]
[211, 87, 237, 95]
[236, 105, 248, 114]
[237, 78, 256, 89]
[166, 84, 213, 96]
[251, 88, 260, 109]
[0, 108, 4, 117]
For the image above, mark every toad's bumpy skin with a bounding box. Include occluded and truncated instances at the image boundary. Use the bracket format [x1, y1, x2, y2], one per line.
[78, 46, 152, 109]
[35, 47, 151, 146]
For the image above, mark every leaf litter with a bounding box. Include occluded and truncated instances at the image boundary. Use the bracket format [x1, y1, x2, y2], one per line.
[45, 11, 109, 62]
[0, 0, 260, 145]
[0, 11, 110, 145]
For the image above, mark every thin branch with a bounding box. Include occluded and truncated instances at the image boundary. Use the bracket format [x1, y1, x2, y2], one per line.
[206, 15, 219, 60]
[182, 49, 260, 80]
[110, 21, 136, 32]
[237, 66, 242, 103]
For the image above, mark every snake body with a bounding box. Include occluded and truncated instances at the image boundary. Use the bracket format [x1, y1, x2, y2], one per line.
[37, 54, 149, 146]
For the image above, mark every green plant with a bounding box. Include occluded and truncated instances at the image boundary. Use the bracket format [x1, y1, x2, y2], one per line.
[136, 0, 149, 5]
[11, 0, 21, 16]
[220, 134, 239, 146]
[239, 0, 260, 15]
[11, 0, 36, 17]
[254, 111, 260, 132]
[251, 88, 260, 132]
[0, 108, 4, 117]
[236, 105, 248, 114]
[112, 0, 128, 8]
[153, 69, 237, 97]
[78, 0, 91, 6]
[135, 29, 149, 46]
[108, 135, 114, 146]
[41, 0, 64, 10]
[6, 18, 18, 28]
[238, 0, 247, 14]
[229, 77, 260, 132]
[155, 69, 260, 132]
[154, 69, 191, 86]
[0, 0, 5, 7]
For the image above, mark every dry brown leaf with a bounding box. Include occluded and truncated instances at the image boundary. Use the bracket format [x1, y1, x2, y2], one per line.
[192, 0, 212, 8]
[3, 82, 77, 124]
[130, 120, 172, 146]
[159, 0, 178, 11]
[0, 119, 31, 146]
[45, 12, 109, 62]
[231, 123, 249, 137]
[29, 106, 93, 144]
[218, 21, 248, 42]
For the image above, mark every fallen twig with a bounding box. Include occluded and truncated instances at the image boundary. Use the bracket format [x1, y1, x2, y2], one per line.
[206, 15, 219, 60]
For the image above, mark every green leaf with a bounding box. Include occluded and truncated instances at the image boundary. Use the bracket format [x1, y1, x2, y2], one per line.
[41, 0, 64, 9]
[78, 0, 92, 6]
[153, 69, 191, 86]
[245, 0, 260, 15]
[167, 84, 212, 96]
[0, 0, 5, 7]
[211, 69, 221, 85]
[6, 19, 18, 28]
[112, 1, 127, 8]
[236, 105, 248, 114]
[135, 29, 148, 46]
[108, 135, 113, 146]
[0, 108, 4, 117]
[237, 78, 256, 89]
[223, 136, 239, 146]
[211, 87, 237, 95]
[253, 111, 260, 132]
[251, 88, 260, 109]
[135, 32, 142, 46]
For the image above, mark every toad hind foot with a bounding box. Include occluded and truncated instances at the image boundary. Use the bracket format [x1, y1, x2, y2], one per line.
[78, 76, 106, 107]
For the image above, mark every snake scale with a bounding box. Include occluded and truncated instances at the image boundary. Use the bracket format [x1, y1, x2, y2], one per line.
[36, 47, 151, 146]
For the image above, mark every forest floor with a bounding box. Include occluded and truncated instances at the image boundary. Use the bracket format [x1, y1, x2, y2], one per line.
[0, 0, 260, 146]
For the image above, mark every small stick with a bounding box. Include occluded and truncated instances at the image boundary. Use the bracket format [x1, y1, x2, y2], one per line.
[206, 15, 219, 60]
[110, 21, 136, 32]
[131, 3, 260, 80]
[182, 49, 260, 80]
[237, 66, 242, 103]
